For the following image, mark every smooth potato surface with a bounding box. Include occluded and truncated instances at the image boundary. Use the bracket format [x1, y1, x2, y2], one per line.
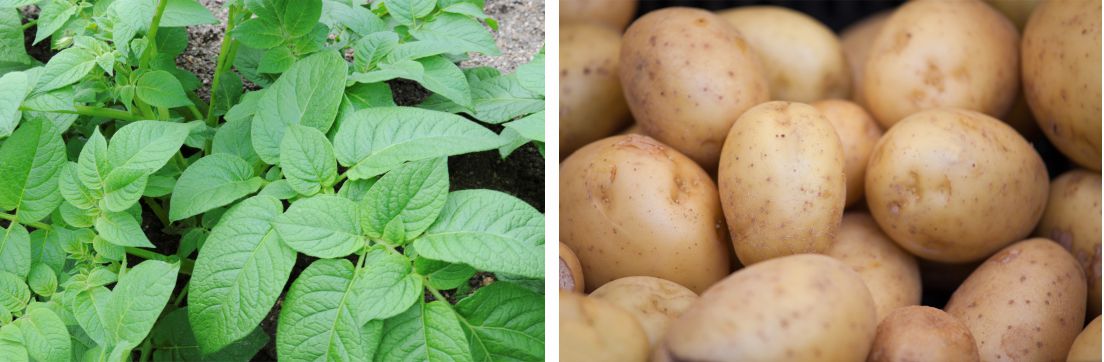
[863, 0, 1019, 128]
[559, 0, 636, 30]
[589, 276, 698, 347]
[1035, 169, 1102, 318]
[664, 254, 876, 361]
[841, 11, 890, 108]
[620, 7, 769, 168]
[560, 291, 649, 362]
[868, 306, 980, 362]
[1022, 0, 1102, 171]
[826, 212, 920, 323]
[559, 242, 585, 293]
[946, 239, 1087, 362]
[866, 108, 1049, 263]
[560, 24, 630, 158]
[560, 135, 730, 293]
[718, 101, 845, 265]
[1067, 316, 1101, 362]
[811, 99, 883, 206]
[717, 6, 850, 102]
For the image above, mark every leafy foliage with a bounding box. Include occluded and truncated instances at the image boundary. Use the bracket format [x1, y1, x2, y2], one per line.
[0, 0, 544, 360]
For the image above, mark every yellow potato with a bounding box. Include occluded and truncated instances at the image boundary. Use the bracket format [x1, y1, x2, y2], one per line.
[841, 11, 891, 108]
[718, 101, 845, 265]
[620, 7, 769, 168]
[559, 0, 637, 30]
[560, 135, 730, 293]
[717, 6, 850, 102]
[811, 99, 883, 206]
[863, 0, 1019, 128]
[826, 212, 921, 323]
[560, 24, 630, 158]
[1067, 316, 1102, 362]
[1035, 169, 1102, 318]
[559, 242, 585, 293]
[866, 108, 1049, 263]
[868, 306, 980, 362]
[1022, 0, 1102, 171]
[560, 291, 649, 362]
[589, 276, 698, 347]
[664, 254, 876, 361]
[946, 239, 1087, 362]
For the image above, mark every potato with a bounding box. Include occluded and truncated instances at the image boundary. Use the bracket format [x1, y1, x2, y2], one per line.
[718, 101, 845, 265]
[811, 99, 883, 206]
[560, 291, 649, 362]
[863, 0, 1019, 128]
[717, 6, 850, 102]
[560, 242, 585, 293]
[866, 108, 1049, 263]
[590, 276, 698, 347]
[559, 0, 637, 30]
[1067, 316, 1102, 362]
[560, 24, 630, 159]
[620, 7, 769, 168]
[841, 11, 891, 108]
[560, 135, 730, 293]
[826, 212, 921, 323]
[868, 306, 980, 362]
[946, 238, 1087, 362]
[662, 254, 876, 361]
[1035, 169, 1102, 317]
[986, 0, 1042, 29]
[1022, 0, 1102, 171]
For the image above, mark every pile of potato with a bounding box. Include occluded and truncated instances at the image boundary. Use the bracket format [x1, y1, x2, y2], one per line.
[558, 0, 1102, 361]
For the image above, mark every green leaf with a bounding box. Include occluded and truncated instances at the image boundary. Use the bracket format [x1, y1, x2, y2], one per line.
[102, 260, 180, 345]
[59, 201, 96, 228]
[28, 228, 64, 276]
[77, 128, 109, 191]
[94, 211, 154, 248]
[258, 179, 298, 200]
[232, 17, 284, 49]
[143, 175, 176, 197]
[333, 107, 502, 180]
[441, 2, 496, 30]
[360, 158, 447, 241]
[169, 154, 264, 221]
[348, 59, 423, 84]
[0, 271, 28, 315]
[20, 88, 76, 132]
[0, 323, 27, 362]
[152, 307, 268, 361]
[320, 0, 385, 36]
[71, 287, 110, 345]
[15, 305, 71, 362]
[136, 70, 193, 108]
[415, 258, 475, 291]
[410, 13, 500, 56]
[27, 263, 56, 297]
[189, 196, 294, 353]
[273, 195, 362, 258]
[349, 248, 423, 323]
[276, 258, 372, 362]
[516, 50, 543, 96]
[503, 110, 543, 143]
[100, 174, 147, 213]
[248, 0, 323, 37]
[280, 125, 337, 196]
[377, 300, 472, 362]
[110, 0, 155, 56]
[210, 72, 243, 118]
[470, 75, 543, 124]
[35, 47, 97, 93]
[257, 46, 295, 74]
[0, 119, 65, 223]
[212, 117, 260, 166]
[33, 0, 77, 45]
[0, 71, 28, 138]
[387, 0, 435, 26]
[414, 190, 543, 279]
[161, 0, 218, 27]
[336, 177, 377, 202]
[251, 51, 347, 164]
[104, 120, 192, 186]
[352, 31, 398, 72]
[419, 56, 473, 109]
[345, 82, 396, 109]
[59, 162, 99, 210]
[0, 223, 30, 279]
[0, 9, 34, 66]
[455, 282, 544, 361]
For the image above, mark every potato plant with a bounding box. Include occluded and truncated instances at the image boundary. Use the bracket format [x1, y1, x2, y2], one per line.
[0, 0, 545, 360]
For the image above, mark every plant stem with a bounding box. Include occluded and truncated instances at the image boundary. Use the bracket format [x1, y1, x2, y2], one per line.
[172, 280, 190, 307]
[425, 283, 450, 304]
[0, 212, 51, 230]
[141, 0, 170, 64]
[205, 5, 246, 127]
[125, 247, 194, 275]
[186, 103, 204, 120]
[138, 339, 152, 362]
[21, 19, 37, 31]
[144, 198, 170, 228]
[19, 105, 143, 121]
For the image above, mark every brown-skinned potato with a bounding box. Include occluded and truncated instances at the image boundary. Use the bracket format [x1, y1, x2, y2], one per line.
[811, 99, 883, 207]
[560, 291, 649, 362]
[560, 24, 630, 159]
[1067, 316, 1102, 362]
[841, 11, 891, 108]
[1035, 169, 1102, 318]
[559, 242, 585, 293]
[589, 276, 698, 347]
[868, 306, 980, 362]
[826, 212, 921, 323]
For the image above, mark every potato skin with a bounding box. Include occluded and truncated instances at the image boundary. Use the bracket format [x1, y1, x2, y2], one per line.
[559, 0, 637, 30]
[863, 0, 1019, 128]
[1067, 316, 1101, 362]
[865, 108, 1049, 263]
[589, 276, 698, 347]
[620, 7, 769, 168]
[811, 100, 883, 207]
[1022, 0, 1102, 171]
[559, 242, 585, 293]
[826, 212, 920, 323]
[718, 101, 846, 265]
[560, 135, 730, 293]
[717, 6, 850, 102]
[1035, 169, 1102, 318]
[945, 239, 1087, 362]
[560, 291, 649, 362]
[868, 306, 980, 362]
[560, 24, 630, 159]
[841, 11, 891, 108]
[664, 254, 876, 361]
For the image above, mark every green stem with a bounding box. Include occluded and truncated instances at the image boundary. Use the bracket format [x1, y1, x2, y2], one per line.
[21, 19, 37, 31]
[205, 5, 246, 127]
[141, 0, 170, 64]
[0, 212, 50, 230]
[157, 106, 169, 121]
[334, 172, 348, 185]
[125, 247, 194, 275]
[186, 103, 204, 120]
[135, 99, 156, 119]
[172, 280, 190, 307]
[174, 152, 188, 170]
[137, 339, 152, 362]
[425, 283, 450, 304]
[144, 198, 170, 228]
[19, 105, 142, 121]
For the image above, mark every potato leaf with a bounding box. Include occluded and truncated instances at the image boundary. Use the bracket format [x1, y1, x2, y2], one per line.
[359, 158, 448, 241]
[376, 300, 472, 362]
[276, 258, 373, 362]
[279, 125, 337, 196]
[169, 154, 264, 221]
[0, 119, 65, 223]
[272, 195, 362, 258]
[454, 282, 544, 361]
[0, 224, 30, 279]
[135, 70, 194, 108]
[102, 260, 179, 346]
[251, 51, 347, 164]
